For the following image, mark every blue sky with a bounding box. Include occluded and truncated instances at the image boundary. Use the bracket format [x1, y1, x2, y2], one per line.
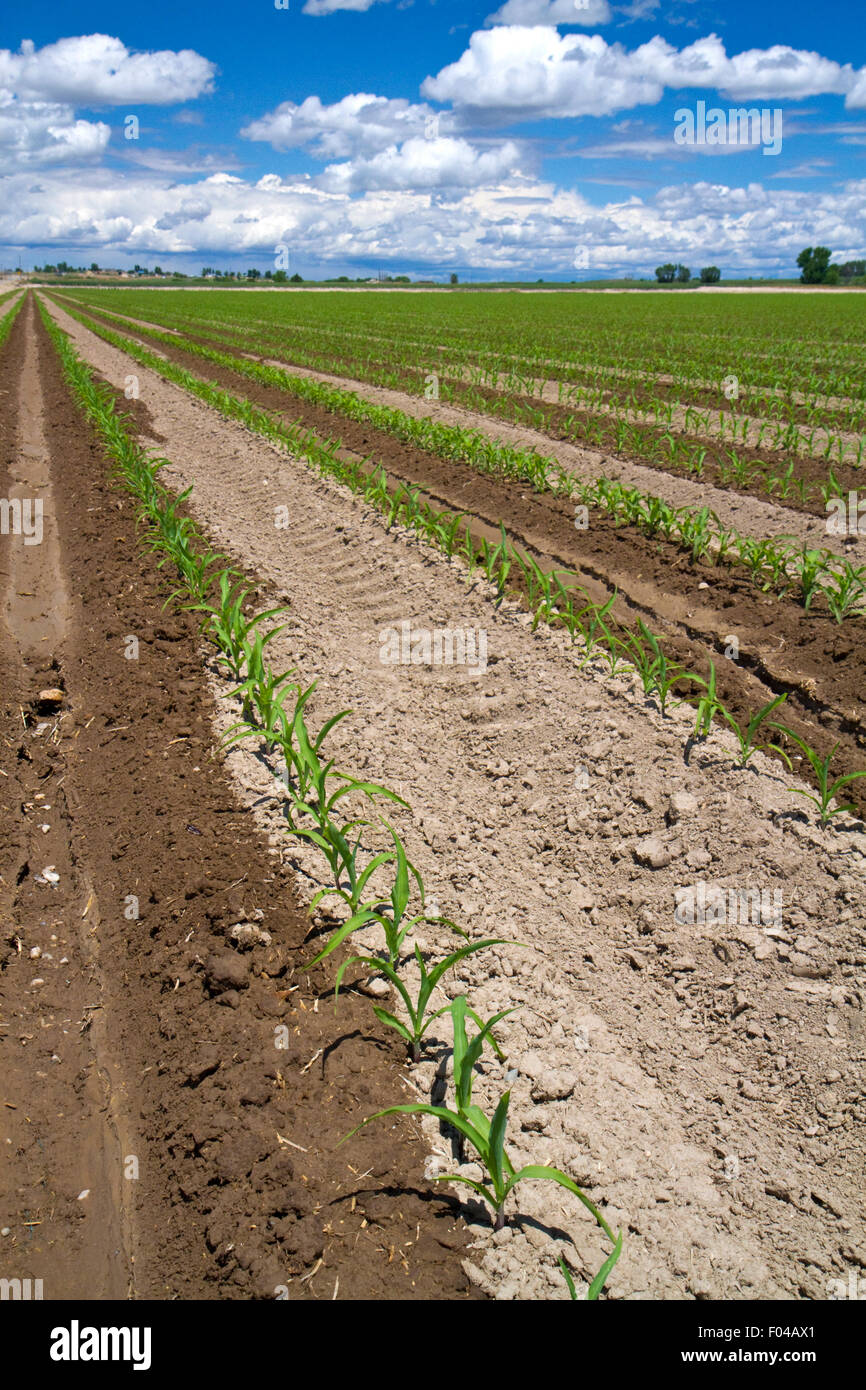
[1, 0, 864, 278]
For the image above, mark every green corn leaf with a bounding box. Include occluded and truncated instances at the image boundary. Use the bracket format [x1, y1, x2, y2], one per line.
[371, 1008, 413, 1045]
[487, 1090, 511, 1197]
[504, 1164, 618, 1247]
[305, 909, 378, 969]
[587, 1231, 624, 1300]
[340, 1102, 488, 1155]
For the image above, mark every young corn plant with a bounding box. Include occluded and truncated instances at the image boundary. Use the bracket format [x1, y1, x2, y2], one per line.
[222, 657, 299, 746]
[333, 941, 509, 1063]
[718, 694, 792, 768]
[798, 545, 830, 615]
[343, 1087, 624, 1289]
[779, 733, 866, 826]
[162, 541, 235, 610]
[511, 549, 577, 632]
[479, 525, 512, 599]
[447, 992, 514, 1160]
[450, 993, 511, 1116]
[285, 689, 397, 822]
[824, 563, 866, 624]
[273, 686, 353, 811]
[307, 819, 441, 971]
[558, 1251, 623, 1303]
[577, 591, 619, 669]
[188, 572, 290, 682]
[293, 792, 409, 923]
[621, 621, 687, 717]
[683, 660, 725, 740]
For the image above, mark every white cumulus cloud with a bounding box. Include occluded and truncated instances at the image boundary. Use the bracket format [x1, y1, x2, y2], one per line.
[241, 94, 450, 160]
[318, 137, 525, 192]
[0, 34, 216, 106]
[3, 164, 865, 281]
[423, 28, 865, 119]
[0, 35, 217, 176]
[0, 98, 110, 172]
[485, 1, 611, 26]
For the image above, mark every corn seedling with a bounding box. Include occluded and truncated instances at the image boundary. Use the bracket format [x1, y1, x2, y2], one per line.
[622, 621, 687, 716]
[223, 660, 299, 746]
[334, 940, 509, 1063]
[682, 660, 725, 740]
[558, 1251, 622, 1302]
[294, 796, 407, 915]
[717, 694, 792, 768]
[187, 573, 290, 682]
[778, 733, 866, 826]
[448, 992, 513, 1161]
[824, 563, 866, 624]
[322, 818, 437, 969]
[798, 545, 830, 615]
[343, 1087, 624, 1286]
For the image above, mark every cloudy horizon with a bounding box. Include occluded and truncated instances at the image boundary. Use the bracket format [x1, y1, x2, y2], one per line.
[2, 2, 864, 279]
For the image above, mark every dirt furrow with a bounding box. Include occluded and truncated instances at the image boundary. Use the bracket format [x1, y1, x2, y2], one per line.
[1, 297, 134, 1299]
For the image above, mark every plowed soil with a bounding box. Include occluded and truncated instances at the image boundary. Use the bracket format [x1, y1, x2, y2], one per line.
[0, 296, 479, 1301]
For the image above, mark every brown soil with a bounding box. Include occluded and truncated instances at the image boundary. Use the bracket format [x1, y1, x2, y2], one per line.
[0, 296, 480, 1300]
[54, 301, 866, 813]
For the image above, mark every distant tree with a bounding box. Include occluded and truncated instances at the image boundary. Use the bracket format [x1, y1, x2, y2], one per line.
[797, 246, 832, 284]
[838, 259, 866, 281]
[290, 272, 303, 283]
[824, 264, 841, 285]
[90, 261, 99, 272]
[699, 265, 721, 284]
[450, 272, 459, 285]
[246, 268, 261, 280]
[153, 265, 162, 275]
[675, 264, 691, 283]
[655, 263, 676, 283]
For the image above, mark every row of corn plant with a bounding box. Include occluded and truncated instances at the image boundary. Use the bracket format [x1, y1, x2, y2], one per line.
[0, 291, 25, 348]
[60, 287, 866, 430]
[50, 295, 866, 624]
[41, 297, 624, 1300]
[63, 293, 866, 501]
[42, 293, 866, 820]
